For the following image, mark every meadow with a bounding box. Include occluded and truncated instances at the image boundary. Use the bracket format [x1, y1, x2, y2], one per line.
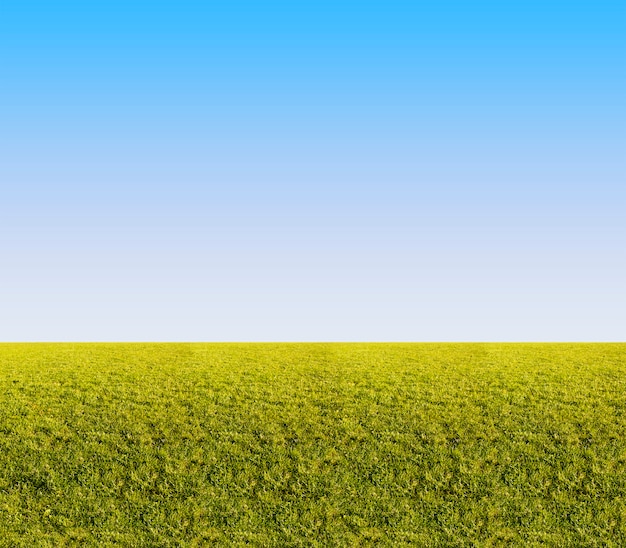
[0, 343, 624, 546]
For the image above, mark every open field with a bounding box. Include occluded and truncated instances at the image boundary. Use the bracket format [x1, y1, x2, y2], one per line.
[0, 343, 624, 546]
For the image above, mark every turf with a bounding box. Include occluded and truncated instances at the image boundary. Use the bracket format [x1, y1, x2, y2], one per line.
[0, 343, 624, 546]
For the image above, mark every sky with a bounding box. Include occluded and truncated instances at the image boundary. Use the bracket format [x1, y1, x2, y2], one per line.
[1, 0, 624, 341]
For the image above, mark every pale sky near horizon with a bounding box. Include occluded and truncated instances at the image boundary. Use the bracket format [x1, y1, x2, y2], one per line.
[1, 1, 624, 341]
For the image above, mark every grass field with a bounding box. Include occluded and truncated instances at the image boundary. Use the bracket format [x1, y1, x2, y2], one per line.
[0, 343, 624, 546]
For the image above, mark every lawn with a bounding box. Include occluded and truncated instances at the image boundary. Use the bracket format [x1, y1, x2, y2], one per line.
[0, 343, 624, 546]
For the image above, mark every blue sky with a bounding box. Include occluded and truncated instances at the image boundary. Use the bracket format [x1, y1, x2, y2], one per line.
[1, 0, 624, 341]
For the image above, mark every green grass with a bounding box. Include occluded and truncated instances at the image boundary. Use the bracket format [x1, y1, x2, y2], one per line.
[0, 343, 624, 546]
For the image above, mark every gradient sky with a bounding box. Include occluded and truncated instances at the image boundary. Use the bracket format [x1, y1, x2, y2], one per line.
[1, 1, 624, 341]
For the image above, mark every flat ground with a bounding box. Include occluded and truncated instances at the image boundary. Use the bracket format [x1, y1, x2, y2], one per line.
[0, 343, 624, 546]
